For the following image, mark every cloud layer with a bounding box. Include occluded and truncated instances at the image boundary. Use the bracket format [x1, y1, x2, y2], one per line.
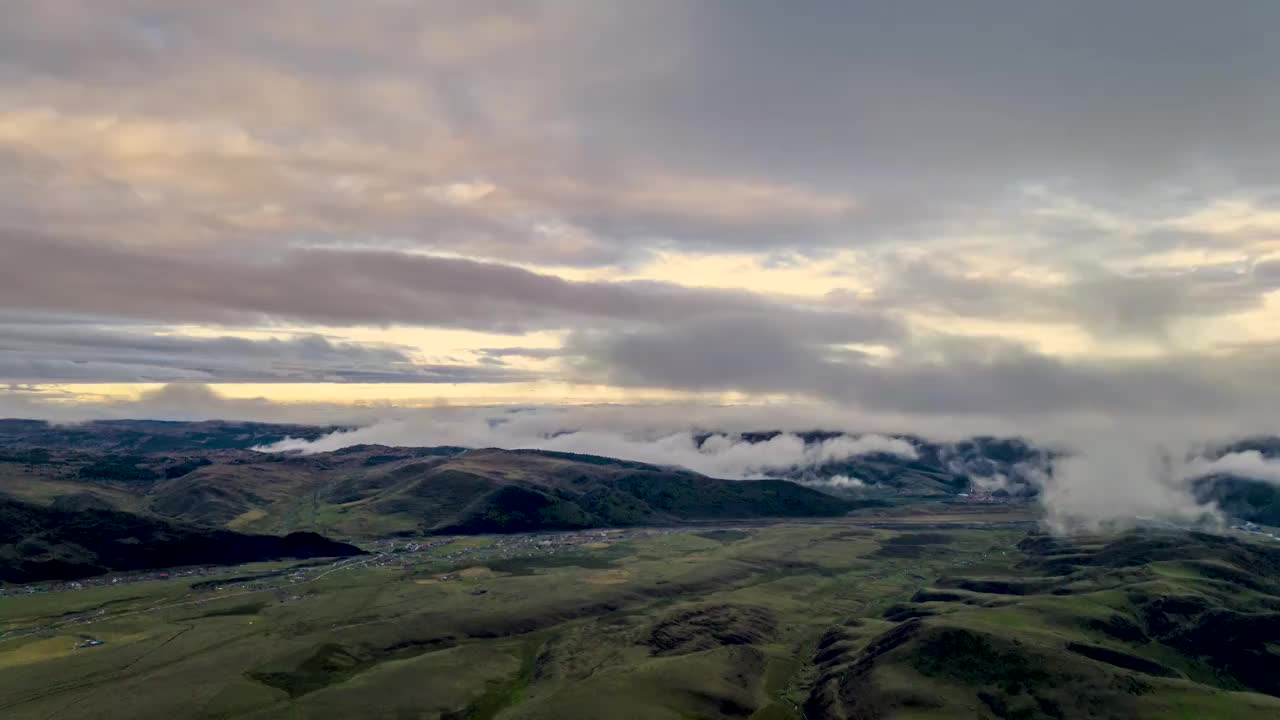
[9, 381, 1280, 531]
[2, 1, 1280, 477]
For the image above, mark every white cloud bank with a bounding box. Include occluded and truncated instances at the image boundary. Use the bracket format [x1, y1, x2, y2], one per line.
[1185, 450, 1280, 484]
[262, 421, 915, 480]
[7, 383, 1280, 533]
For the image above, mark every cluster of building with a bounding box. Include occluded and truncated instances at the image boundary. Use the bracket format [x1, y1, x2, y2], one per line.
[1, 527, 684, 601]
[350, 527, 672, 573]
[1230, 520, 1280, 542]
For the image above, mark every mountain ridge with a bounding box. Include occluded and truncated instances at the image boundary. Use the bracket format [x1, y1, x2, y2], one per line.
[0, 496, 364, 584]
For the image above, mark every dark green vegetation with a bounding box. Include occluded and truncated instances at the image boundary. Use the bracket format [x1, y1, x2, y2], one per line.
[806, 529, 1280, 719]
[647, 604, 778, 656]
[1194, 475, 1280, 525]
[0, 497, 363, 583]
[3, 521, 1278, 719]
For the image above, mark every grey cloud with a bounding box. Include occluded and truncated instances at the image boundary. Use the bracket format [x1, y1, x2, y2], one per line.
[1254, 259, 1280, 283]
[0, 233, 901, 340]
[5, 1, 1278, 265]
[0, 2, 846, 265]
[0, 325, 530, 383]
[566, 317, 1278, 417]
[607, 2, 1280, 187]
[477, 347, 565, 360]
[3, 0, 1280, 437]
[0, 383, 378, 425]
[865, 258, 1280, 339]
[565, 316, 852, 392]
[1070, 266, 1278, 337]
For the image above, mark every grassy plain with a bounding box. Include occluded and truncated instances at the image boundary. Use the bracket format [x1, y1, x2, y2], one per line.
[2, 519, 1277, 719]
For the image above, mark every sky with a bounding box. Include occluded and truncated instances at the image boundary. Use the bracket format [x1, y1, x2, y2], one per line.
[2, 1, 1280, 439]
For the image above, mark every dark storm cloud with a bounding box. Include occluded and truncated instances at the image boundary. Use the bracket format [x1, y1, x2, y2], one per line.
[0, 325, 530, 383]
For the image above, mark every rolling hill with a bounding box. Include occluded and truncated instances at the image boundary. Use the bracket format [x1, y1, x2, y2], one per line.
[0, 427, 859, 543]
[0, 496, 363, 584]
[312, 447, 855, 535]
[805, 529, 1280, 718]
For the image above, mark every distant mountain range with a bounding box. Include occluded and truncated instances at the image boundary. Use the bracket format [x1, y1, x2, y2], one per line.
[0, 419, 1059, 500]
[4, 419, 1279, 584]
[716, 431, 1055, 497]
[0, 435, 857, 543]
[0, 421, 864, 582]
[0, 418, 343, 454]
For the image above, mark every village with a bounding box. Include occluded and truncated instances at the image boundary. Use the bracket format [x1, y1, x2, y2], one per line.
[0, 526, 677, 601]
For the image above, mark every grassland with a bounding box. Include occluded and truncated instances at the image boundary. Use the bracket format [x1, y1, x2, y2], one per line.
[2, 519, 1277, 719]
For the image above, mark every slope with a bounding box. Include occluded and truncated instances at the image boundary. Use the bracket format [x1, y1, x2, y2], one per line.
[0, 442, 854, 540]
[805, 529, 1280, 718]
[314, 446, 854, 535]
[0, 497, 364, 584]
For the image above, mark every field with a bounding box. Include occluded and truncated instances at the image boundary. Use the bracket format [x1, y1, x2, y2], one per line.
[2, 516, 1278, 719]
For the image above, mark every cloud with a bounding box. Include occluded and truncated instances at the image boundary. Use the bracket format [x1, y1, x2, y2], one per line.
[4, 382, 1273, 532]
[0, 383, 351, 425]
[563, 315, 1280, 417]
[0, 3, 857, 267]
[4, 1, 1280, 270]
[0, 234, 900, 342]
[4, 1, 1280, 378]
[1038, 432, 1221, 534]
[0, 325, 529, 383]
[1037, 436, 1280, 533]
[564, 315, 854, 392]
[1186, 451, 1280, 484]
[821, 475, 864, 489]
[475, 347, 564, 363]
[869, 257, 1280, 340]
[256, 406, 917, 479]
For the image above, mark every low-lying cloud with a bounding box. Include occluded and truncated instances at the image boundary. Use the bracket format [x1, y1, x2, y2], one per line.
[263, 420, 916, 480]
[805, 474, 866, 490]
[1038, 432, 1217, 533]
[258, 409, 1280, 532]
[1186, 450, 1280, 485]
[8, 383, 1280, 533]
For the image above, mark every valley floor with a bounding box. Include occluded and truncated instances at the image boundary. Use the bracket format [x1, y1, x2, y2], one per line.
[2, 512, 1277, 719]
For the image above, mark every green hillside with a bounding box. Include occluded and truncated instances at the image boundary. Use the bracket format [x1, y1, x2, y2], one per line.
[0, 444, 854, 541]
[806, 529, 1280, 718]
[0, 497, 363, 584]
[4, 521, 1278, 719]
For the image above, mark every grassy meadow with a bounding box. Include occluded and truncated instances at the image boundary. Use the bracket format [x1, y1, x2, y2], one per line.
[2, 519, 1277, 719]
